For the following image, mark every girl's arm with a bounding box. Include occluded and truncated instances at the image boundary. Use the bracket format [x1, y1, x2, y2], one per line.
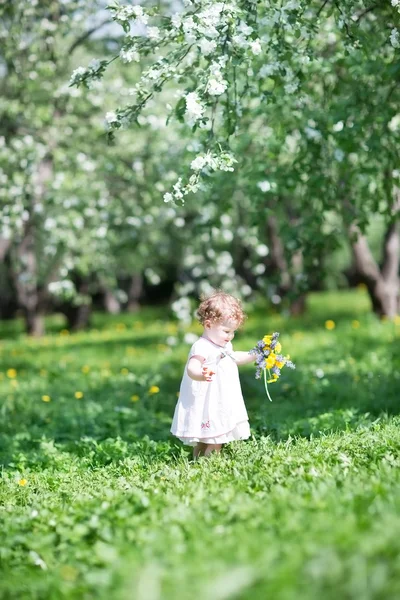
[233, 351, 255, 366]
[187, 356, 214, 381]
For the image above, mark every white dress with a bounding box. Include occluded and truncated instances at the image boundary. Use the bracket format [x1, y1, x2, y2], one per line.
[170, 337, 251, 446]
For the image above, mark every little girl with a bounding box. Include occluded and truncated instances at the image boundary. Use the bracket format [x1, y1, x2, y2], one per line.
[170, 290, 255, 458]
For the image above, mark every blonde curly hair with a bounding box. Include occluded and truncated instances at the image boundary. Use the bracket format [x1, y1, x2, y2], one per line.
[197, 290, 246, 327]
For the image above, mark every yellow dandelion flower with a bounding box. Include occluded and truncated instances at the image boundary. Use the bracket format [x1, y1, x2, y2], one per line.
[18, 479, 27, 486]
[148, 385, 160, 395]
[276, 361, 285, 369]
[325, 320, 336, 330]
[265, 353, 276, 369]
[6, 368, 17, 379]
[131, 394, 140, 402]
[74, 391, 84, 399]
[275, 342, 282, 353]
[42, 395, 51, 402]
[293, 331, 304, 340]
[263, 335, 272, 344]
[60, 565, 78, 582]
[120, 368, 129, 375]
[267, 377, 278, 384]
[81, 365, 90, 374]
[352, 320, 360, 329]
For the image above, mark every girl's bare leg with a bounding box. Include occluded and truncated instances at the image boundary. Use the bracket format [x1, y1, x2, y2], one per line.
[193, 442, 207, 459]
[204, 443, 222, 456]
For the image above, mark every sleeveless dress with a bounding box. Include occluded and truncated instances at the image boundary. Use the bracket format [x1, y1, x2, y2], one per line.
[170, 336, 251, 446]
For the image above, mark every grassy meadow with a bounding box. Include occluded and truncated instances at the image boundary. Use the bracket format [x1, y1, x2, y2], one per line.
[1, 289, 400, 600]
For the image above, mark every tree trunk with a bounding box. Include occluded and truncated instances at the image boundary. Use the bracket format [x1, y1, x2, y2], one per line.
[266, 215, 306, 315]
[127, 273, 143, 312]
[66, 304, 91, 331]
[0, 238, 11, 262]
[10, 157, 52, 336]
[63, 278, 92, 331]
[24, 309, 45, 336]
[349, 219, 399, 318]
[102, 285, 121, 314]
[12, 227, 46, 336]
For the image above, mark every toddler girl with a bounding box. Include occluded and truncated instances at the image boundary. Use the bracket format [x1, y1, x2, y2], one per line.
[170, 290, 255, 458]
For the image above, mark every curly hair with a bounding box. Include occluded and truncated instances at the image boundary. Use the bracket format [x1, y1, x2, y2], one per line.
[196, 290, 246, 327]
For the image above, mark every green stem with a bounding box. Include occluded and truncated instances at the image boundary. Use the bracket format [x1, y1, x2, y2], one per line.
[263, 368, 273, 402]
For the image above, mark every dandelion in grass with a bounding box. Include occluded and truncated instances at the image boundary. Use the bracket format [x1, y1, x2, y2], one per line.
[249, 332, 296, 401]
[148, 385, 160, 395]
[6, 368, 17, 378]
[325, 320, 335, 330]
[74, 391, 84, 399]
[42, 395, 51, 402]
[131, 394, 140, 402]
[18, 479, 27, 486]
[81, 365, 90, 374]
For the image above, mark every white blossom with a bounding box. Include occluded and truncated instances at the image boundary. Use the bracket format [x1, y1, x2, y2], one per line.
[191, 155, 207, 171]
[198, 38, 217, 56]
[250, 39, 262, 55]
[207, 78, 227, 96]
[232, 33, 249, 49]
[120, 48, 140, 63]
[163, 192, 173, 203]
[390, 28, 400, 48]
[105, 111, 118, 125]
[69, 66, 87, 85]
[147, 26, 161, 40]
[185, 91, 205, 123]
[257, 181, 271, 192]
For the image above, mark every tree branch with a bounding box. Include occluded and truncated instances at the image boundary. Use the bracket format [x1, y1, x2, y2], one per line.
[355, 4, 378, 23]
[68, 18, 112, 55]
[317, 0, 330, 18]
[348, 223, 381, 283]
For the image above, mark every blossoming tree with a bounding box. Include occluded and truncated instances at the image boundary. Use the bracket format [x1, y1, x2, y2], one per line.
[71, 0, 400, 317]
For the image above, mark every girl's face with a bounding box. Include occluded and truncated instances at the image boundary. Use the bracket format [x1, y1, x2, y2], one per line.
[204, 319, 238, 347]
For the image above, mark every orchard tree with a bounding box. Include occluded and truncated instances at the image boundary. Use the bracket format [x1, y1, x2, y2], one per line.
[72, 0, 400, 317]
[0, 1, 191, 333]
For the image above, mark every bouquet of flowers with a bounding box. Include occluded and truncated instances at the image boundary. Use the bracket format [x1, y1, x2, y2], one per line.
[249, 332, 295, 401]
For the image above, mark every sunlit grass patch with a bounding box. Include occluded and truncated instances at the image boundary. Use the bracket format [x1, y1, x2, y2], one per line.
[0, 290, 399, 599]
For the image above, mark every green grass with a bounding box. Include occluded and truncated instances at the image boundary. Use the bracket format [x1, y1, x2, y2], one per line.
[0, 289, 400, 600]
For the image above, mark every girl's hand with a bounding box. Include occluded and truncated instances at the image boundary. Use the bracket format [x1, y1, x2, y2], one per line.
[202, 366, 215, 382]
